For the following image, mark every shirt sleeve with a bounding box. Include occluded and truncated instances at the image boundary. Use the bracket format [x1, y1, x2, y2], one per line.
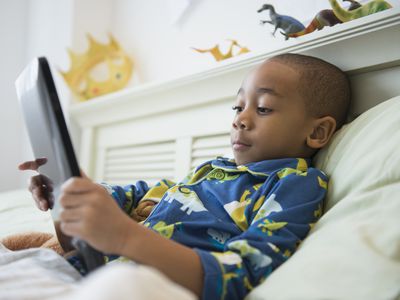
[100, 179, 176, 217]
[194, 168, 328, 300]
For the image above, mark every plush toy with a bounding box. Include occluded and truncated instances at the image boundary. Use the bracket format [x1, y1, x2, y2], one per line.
[2, 232, 64, 255]
[1, 200, 157, 256]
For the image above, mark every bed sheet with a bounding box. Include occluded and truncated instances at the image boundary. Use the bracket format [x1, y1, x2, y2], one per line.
[0, 242, 195, 300]
[0, 189, 54, 239]
[0, 189, 195, 300]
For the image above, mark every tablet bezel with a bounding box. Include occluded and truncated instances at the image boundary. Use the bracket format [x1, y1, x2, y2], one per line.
[15, 57, 104, 272]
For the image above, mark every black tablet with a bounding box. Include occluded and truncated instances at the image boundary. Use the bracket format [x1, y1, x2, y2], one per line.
[15, 57, 104, 272]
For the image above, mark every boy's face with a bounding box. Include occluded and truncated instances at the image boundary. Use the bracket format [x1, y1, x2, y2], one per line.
[231, 60, 316, 165]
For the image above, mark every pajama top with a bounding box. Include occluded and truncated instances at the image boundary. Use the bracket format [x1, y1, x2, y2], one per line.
[103, 157, 328, 300]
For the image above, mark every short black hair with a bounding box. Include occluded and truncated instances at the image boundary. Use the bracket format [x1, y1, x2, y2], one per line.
[269, 53, 351, 130]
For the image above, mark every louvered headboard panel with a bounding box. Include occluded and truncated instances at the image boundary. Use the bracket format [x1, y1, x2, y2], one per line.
[96, 132, 232, 186]
[81, 85, 235, 185]
[103, 141, 176, 186]
[191, 133, 232, 169]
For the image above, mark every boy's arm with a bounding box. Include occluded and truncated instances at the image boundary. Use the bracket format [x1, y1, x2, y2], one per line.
[100, 181, 150, 216]
[101, 179, 175, 220]
[59, 177, 203, 297]
[118, 221, 204, 297]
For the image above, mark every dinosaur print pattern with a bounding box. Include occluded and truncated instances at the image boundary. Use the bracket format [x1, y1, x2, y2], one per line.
[252, 193, 283, 223]
[228, 240, 273, 271]
[147, 221, 181, 239]
[207, 228, 231, 245]
[164, 185, 208, 215]
[257, 219, 288, 236]
[223, 194, 252, 231]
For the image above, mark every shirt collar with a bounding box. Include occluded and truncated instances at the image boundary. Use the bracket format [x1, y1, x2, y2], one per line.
[210, 157, 311, 177]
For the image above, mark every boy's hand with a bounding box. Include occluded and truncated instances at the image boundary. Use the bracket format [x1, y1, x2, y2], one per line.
[19, 158, 54, 210]
[131, 200, 157, 222]
[59, 177, 133, 254]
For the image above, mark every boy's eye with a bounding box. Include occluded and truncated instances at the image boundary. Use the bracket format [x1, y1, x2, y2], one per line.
[232, 105, 243, 113]
[257, 107, 273, 114]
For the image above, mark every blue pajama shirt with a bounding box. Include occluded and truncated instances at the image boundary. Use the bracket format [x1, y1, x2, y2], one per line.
[71, 157, 327, 300]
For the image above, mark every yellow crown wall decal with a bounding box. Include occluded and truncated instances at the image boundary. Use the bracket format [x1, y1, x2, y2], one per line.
[60, 34, 133, 101]
[192, 39, 250, 62]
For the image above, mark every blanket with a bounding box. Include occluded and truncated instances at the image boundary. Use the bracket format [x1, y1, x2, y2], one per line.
[0, 243, 195, 300]
[0, 243, 80, 299]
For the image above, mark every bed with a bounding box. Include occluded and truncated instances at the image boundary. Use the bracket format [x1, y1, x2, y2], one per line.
[0, 7, 399, 300]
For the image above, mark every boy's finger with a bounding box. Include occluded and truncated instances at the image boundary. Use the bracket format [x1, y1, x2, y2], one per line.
[19, 161, 39, 171]
[59, 193, 86, 209]
[61, 177, 95, 194]
[60, 221, 81, 238]
[60, 207, 82, 223]
[31, 188, 49, 210]
[38, 199, 49, 211]
[28, 175, 44, 192]
[18, 158, 47, 171]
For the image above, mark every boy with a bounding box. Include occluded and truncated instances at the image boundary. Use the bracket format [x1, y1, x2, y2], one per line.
[19, 53, 350, 300]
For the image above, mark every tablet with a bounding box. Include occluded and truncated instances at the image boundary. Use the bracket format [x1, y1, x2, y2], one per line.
[15, 57, 104, 272]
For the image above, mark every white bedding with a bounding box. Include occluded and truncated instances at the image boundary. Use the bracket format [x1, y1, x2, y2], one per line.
[0, 189, 54, 238]
[0, 243, 79, 300]
[0, 243, 195, 300]
[0, 190, 196, 300]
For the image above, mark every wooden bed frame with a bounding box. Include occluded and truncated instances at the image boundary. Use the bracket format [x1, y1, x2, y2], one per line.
[69, 7, 400, 187]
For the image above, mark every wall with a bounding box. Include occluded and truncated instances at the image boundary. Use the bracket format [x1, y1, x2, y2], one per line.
[112, 0, 398, 84]
[0, 0, 29, 191]
[0, 0, 397, 191]
[112, 0, 335, 84]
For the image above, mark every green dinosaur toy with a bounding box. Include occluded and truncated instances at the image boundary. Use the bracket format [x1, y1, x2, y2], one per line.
[329, 0, 392, 22]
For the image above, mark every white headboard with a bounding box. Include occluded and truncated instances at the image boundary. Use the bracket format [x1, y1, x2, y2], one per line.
[69, 8, 400, 185]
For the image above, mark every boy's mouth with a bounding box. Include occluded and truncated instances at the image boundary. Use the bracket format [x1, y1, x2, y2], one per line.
[232, 139, 251, 151]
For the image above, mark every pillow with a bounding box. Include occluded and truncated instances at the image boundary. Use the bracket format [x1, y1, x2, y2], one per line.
[247, 96, 400, 300]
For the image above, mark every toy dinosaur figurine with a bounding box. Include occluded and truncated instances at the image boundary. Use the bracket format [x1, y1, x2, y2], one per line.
[258, 4, 305, 40]
[286, 0, 362, 39]
[343, 0, 363, 10]
[286, 10, 342, 38]
[329, 0, 392, 22]
[192, 39, 250, 62]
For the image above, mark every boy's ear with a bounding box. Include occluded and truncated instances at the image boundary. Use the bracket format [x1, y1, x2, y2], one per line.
[306, 116, 337, 149]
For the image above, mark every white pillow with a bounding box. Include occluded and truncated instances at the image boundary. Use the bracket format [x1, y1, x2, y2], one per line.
[247, 96, 400, 300]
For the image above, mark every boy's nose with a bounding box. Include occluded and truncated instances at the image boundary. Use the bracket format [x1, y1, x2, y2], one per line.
[233, 112, 251, 130]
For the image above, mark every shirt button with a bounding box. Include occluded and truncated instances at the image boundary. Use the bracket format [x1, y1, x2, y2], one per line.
[214, 169, 225, 180]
